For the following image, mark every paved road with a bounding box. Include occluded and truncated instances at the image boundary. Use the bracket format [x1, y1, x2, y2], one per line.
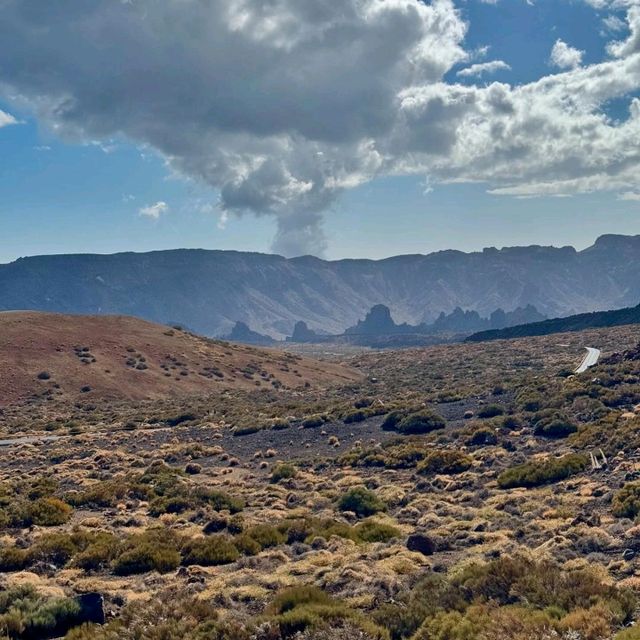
[575, 347, 601, 374]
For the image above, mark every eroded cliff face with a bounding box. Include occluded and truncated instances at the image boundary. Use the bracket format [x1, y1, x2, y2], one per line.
[1, 234, 639, 338]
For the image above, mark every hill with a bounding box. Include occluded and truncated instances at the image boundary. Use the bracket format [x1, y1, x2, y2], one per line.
[465, 302, 640, 342]
[2, 234, 640, 337]
[0, 312, 360, 406]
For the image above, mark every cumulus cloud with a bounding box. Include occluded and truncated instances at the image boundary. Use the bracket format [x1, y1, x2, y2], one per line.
[0, 110, 17, 128]
[139, 202, 169, 220]
[457, 60, 511, 77]
[1, 1, 640, 254]
[550, 39, 584, 69]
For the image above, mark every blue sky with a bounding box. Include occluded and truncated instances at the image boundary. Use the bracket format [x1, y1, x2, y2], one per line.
[1, 0, 639, 263]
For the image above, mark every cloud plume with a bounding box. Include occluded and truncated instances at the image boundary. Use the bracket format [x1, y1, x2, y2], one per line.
[1, 1, 640, 254]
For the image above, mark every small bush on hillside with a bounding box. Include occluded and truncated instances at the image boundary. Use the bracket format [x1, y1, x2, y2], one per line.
[337, 487, 385, 518]
[465, 427, 498, 447]
[271, 463, 297, 483]
[302, 415, 326, 429]
[394, 411, 446, 435]
[497, 454, 588, 489]
[0, 585, 81, 640]
[417, 450, 472, 475]
[531, 410, 578, 439]
[477, 404, 505, 419]
[113, 531, 180, 575]
[612, 482, 640, 519]
[353, 520, 400, 543]
[181, 536, 239, 566]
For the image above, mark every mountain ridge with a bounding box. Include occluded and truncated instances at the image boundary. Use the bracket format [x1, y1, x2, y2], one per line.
[2, 234, 640, 338]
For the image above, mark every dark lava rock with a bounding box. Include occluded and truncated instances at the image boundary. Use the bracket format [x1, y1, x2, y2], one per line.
[407, 533, 436, 556]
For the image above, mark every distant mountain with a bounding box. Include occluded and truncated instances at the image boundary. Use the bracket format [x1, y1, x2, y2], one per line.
[2, 234, 640, 338]
[222, 321, 276, 346]
[466, 303, 640, 342]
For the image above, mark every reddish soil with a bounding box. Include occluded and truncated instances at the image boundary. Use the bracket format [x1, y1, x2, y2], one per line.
[0, 312, 361, 406]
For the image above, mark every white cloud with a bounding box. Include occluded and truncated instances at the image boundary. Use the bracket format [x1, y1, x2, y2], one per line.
[457, 60, 510, 77]
[0, 110, 17, 128]
[550, 39, 584, 69]
[139, 201, 168, 220]
[1, 1, 640, 254]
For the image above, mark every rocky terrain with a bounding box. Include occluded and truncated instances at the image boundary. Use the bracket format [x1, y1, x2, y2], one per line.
[3, 321, 640, 638]
[2, 234, 640, 338]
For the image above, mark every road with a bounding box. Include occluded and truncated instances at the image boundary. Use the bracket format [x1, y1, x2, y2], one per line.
[575, 347, 601, 374]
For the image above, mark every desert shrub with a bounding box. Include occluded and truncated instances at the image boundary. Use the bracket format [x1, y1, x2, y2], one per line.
[181, 535, 239, 566]
[243, 524, 286, 550]
[233, 425, 261, 436]
[531, 410, 578, 439]
[497, 454, 588, 489]
[302, 415, 326, 428]
[0, 546, 29, 572]
[353, 520, 400, 543]
[271, 463, 297, 483]
[65, 590, 237, 640]
[337, 487, 385, 518]
[0, 585, 82, 640]
[268, 586, 388, 639]
[66, 480, 128, 508]
[28, 532, 78, 566]
[381, 411, 405, 431]
[417, 450, 472, 475]
[10, 496, 73, 527]
[612, 482, 640, 519]
[466, 426, 498, 446]
[340, 439, 432, 470]
[394, 411, 446, 435]
[233, 533, 262, 556]
[73, 535, 121, 571]
[344, 409, 368, 424]
[113, 530, 180, 575]
[477, 404, 505, 418]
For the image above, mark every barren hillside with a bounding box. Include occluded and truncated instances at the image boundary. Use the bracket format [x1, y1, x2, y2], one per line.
[0, 312, 360, 406]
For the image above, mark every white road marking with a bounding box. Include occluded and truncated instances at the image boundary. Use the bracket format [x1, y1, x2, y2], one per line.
[575, 347, 601, 374]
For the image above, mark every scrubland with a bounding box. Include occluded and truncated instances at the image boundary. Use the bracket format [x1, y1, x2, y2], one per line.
[2, 324, 640, 639]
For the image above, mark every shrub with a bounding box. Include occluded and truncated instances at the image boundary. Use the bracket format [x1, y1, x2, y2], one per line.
[337, 487, 385, 518]
[29, 532, 78, 567]
[466, 427, 498, 447]
[395, 411, 446, 435]
[66, 480, 128, 508]
[113, 531, 180, 575]
[497, 454, 589, 489]
[477, 404, 505, 418]
[612, 483, 640, 519]
[181, 536, 239, 566]
[381, 411, 405, 431]
[531, 410, 578, 439]
[73, 537, 121, 571]
[27, 497, 73, 526]
[344, 410, 367, 424]
[0, 546, 29, 571]
[0, 586, 82, 640]
[268, 586, 388, 639]
[243, 524, 286, 549]
[417, 450, 472, 475]
[354, 520, 400, 543]
[302, 415, 325, 429]
[271, 463, 297, 483]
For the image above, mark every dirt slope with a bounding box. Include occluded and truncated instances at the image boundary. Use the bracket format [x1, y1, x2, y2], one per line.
[0, 312, 360, 406]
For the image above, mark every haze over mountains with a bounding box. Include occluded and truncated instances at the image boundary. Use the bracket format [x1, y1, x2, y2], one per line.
[2, 234, 640, 339]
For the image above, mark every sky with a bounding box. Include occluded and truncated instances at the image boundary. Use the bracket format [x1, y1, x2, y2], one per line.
[1, 0, 640, 263]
